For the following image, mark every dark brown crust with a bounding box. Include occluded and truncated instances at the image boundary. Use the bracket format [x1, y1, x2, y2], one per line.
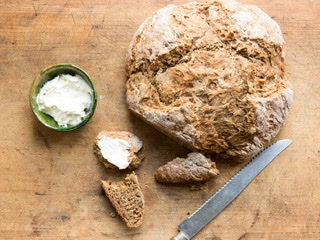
[126, 1, 293, 161]
[154, 152, 220, 183]
[93, 131, 144, 170]
[101, 172, 144, 228]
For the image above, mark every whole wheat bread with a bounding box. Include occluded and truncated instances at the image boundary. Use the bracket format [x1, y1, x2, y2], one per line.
[126, 0, 293, 161]
[101, 172, 144, 228]
[94, 131, 144, 170]
[154, 152, 220, 183]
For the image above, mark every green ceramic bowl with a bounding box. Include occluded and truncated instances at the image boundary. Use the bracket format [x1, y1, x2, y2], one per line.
[30, 64, 97, 131]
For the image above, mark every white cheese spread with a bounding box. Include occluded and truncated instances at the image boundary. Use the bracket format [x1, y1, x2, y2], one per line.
[36, 74, 93, 127]
[97, 136, 131, 169]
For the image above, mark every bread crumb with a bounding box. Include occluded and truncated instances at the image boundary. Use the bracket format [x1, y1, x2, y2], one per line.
[189, 183, 205, 191]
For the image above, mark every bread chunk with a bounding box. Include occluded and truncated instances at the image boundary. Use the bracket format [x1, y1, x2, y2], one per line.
[101, 172, 144, 228]
[126, 0, 293, 161]
[94, 131, 144, 170]
[154, 152, 220, 183]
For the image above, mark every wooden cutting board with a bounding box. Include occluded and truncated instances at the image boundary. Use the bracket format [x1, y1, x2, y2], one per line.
[0, 0, 319, 239]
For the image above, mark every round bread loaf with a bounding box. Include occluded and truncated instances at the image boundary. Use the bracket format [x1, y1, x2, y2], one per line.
[126, 0, 293, 160]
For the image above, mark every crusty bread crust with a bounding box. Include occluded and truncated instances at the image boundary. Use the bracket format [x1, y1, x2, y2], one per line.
[154, 152, 220, 183]
[94, 131, 144, 170]
[101, 172, 144, 227]
[126, 0, 293, 161]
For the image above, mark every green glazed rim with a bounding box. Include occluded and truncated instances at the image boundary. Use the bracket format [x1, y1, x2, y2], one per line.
[29, 64, 97, 131]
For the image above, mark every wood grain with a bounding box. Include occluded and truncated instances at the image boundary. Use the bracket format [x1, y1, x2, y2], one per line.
[0, 0, 319, 239]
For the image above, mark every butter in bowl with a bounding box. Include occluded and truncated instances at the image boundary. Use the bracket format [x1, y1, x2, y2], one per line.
[29, 64, 97, 131]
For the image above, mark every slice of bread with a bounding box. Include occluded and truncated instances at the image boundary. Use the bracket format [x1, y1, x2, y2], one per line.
[101, 172, 144, 228]
[154, 152, 220, 183]
[94, 131, 144, 170]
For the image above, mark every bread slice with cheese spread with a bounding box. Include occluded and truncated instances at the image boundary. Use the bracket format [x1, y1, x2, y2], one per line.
[94, 131, 144, 170]
[101, 172, 144, 228]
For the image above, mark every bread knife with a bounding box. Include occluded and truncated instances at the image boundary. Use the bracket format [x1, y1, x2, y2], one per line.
[172, 139, 293, 240]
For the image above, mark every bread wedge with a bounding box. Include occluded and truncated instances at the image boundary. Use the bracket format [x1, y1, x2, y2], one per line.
[154, 152, 219, 183]
[101, 172, 144, 228]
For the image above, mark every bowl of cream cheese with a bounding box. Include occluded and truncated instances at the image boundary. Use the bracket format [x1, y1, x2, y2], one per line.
[30, 64, 97, 131]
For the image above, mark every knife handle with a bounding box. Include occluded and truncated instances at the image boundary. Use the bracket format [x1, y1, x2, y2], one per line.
[171, 231, 190, 240]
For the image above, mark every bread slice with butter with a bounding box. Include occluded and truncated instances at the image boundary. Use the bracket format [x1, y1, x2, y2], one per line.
[94, 131, 144, 170]
[101, 172, 144, 228]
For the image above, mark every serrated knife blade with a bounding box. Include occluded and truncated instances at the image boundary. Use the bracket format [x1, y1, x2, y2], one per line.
[172, 139, 293, 240]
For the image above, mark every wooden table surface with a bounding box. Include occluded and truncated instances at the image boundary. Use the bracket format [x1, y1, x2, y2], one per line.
[0, 0, 319, 239]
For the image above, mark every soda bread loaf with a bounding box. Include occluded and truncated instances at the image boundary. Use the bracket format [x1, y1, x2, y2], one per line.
[154, 152, 220, 183]
[101, 172, 144, 228]
[126, 0, 293, 161]
[94, 131, 144, 170]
